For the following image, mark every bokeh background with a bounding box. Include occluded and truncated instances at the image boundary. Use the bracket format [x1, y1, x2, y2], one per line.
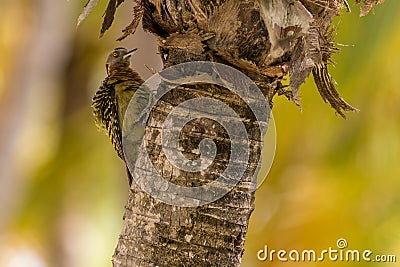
[0, 1, 399, 266]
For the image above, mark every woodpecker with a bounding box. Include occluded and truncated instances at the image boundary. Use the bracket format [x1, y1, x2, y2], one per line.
[92, 47, 145, 185]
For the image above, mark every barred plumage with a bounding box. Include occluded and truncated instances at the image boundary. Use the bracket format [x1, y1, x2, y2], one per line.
[92, 47, 145, 185]
[92, 77, 125, 159]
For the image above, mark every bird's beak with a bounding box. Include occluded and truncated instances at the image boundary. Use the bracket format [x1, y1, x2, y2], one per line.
[123, 48, 138, 59]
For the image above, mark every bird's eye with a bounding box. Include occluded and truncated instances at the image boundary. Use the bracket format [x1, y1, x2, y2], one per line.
[112, 52, 118, 57]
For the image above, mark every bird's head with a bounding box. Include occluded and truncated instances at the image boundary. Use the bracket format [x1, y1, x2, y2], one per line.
[105, 47, 137, 75]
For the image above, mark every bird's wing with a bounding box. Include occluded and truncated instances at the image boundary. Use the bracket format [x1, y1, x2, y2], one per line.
[92, 80, 125, 159]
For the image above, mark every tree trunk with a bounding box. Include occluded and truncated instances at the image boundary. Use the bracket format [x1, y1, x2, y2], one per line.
[104, 0, 384, 266]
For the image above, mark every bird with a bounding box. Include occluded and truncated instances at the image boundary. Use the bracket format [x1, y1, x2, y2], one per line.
[92, 47, 146, 186]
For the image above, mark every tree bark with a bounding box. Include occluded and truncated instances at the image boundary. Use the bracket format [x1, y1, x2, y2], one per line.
[102, 0, 384, 266]
[114, 2, 274, 266]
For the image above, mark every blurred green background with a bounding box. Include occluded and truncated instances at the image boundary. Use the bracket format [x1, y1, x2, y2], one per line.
[0, 1, 398, 267]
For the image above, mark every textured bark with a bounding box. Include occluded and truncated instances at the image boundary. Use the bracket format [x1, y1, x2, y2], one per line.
[93, 0, 385, 266]
[113, 2, 273, 266]
[114, 83, 264, 266]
